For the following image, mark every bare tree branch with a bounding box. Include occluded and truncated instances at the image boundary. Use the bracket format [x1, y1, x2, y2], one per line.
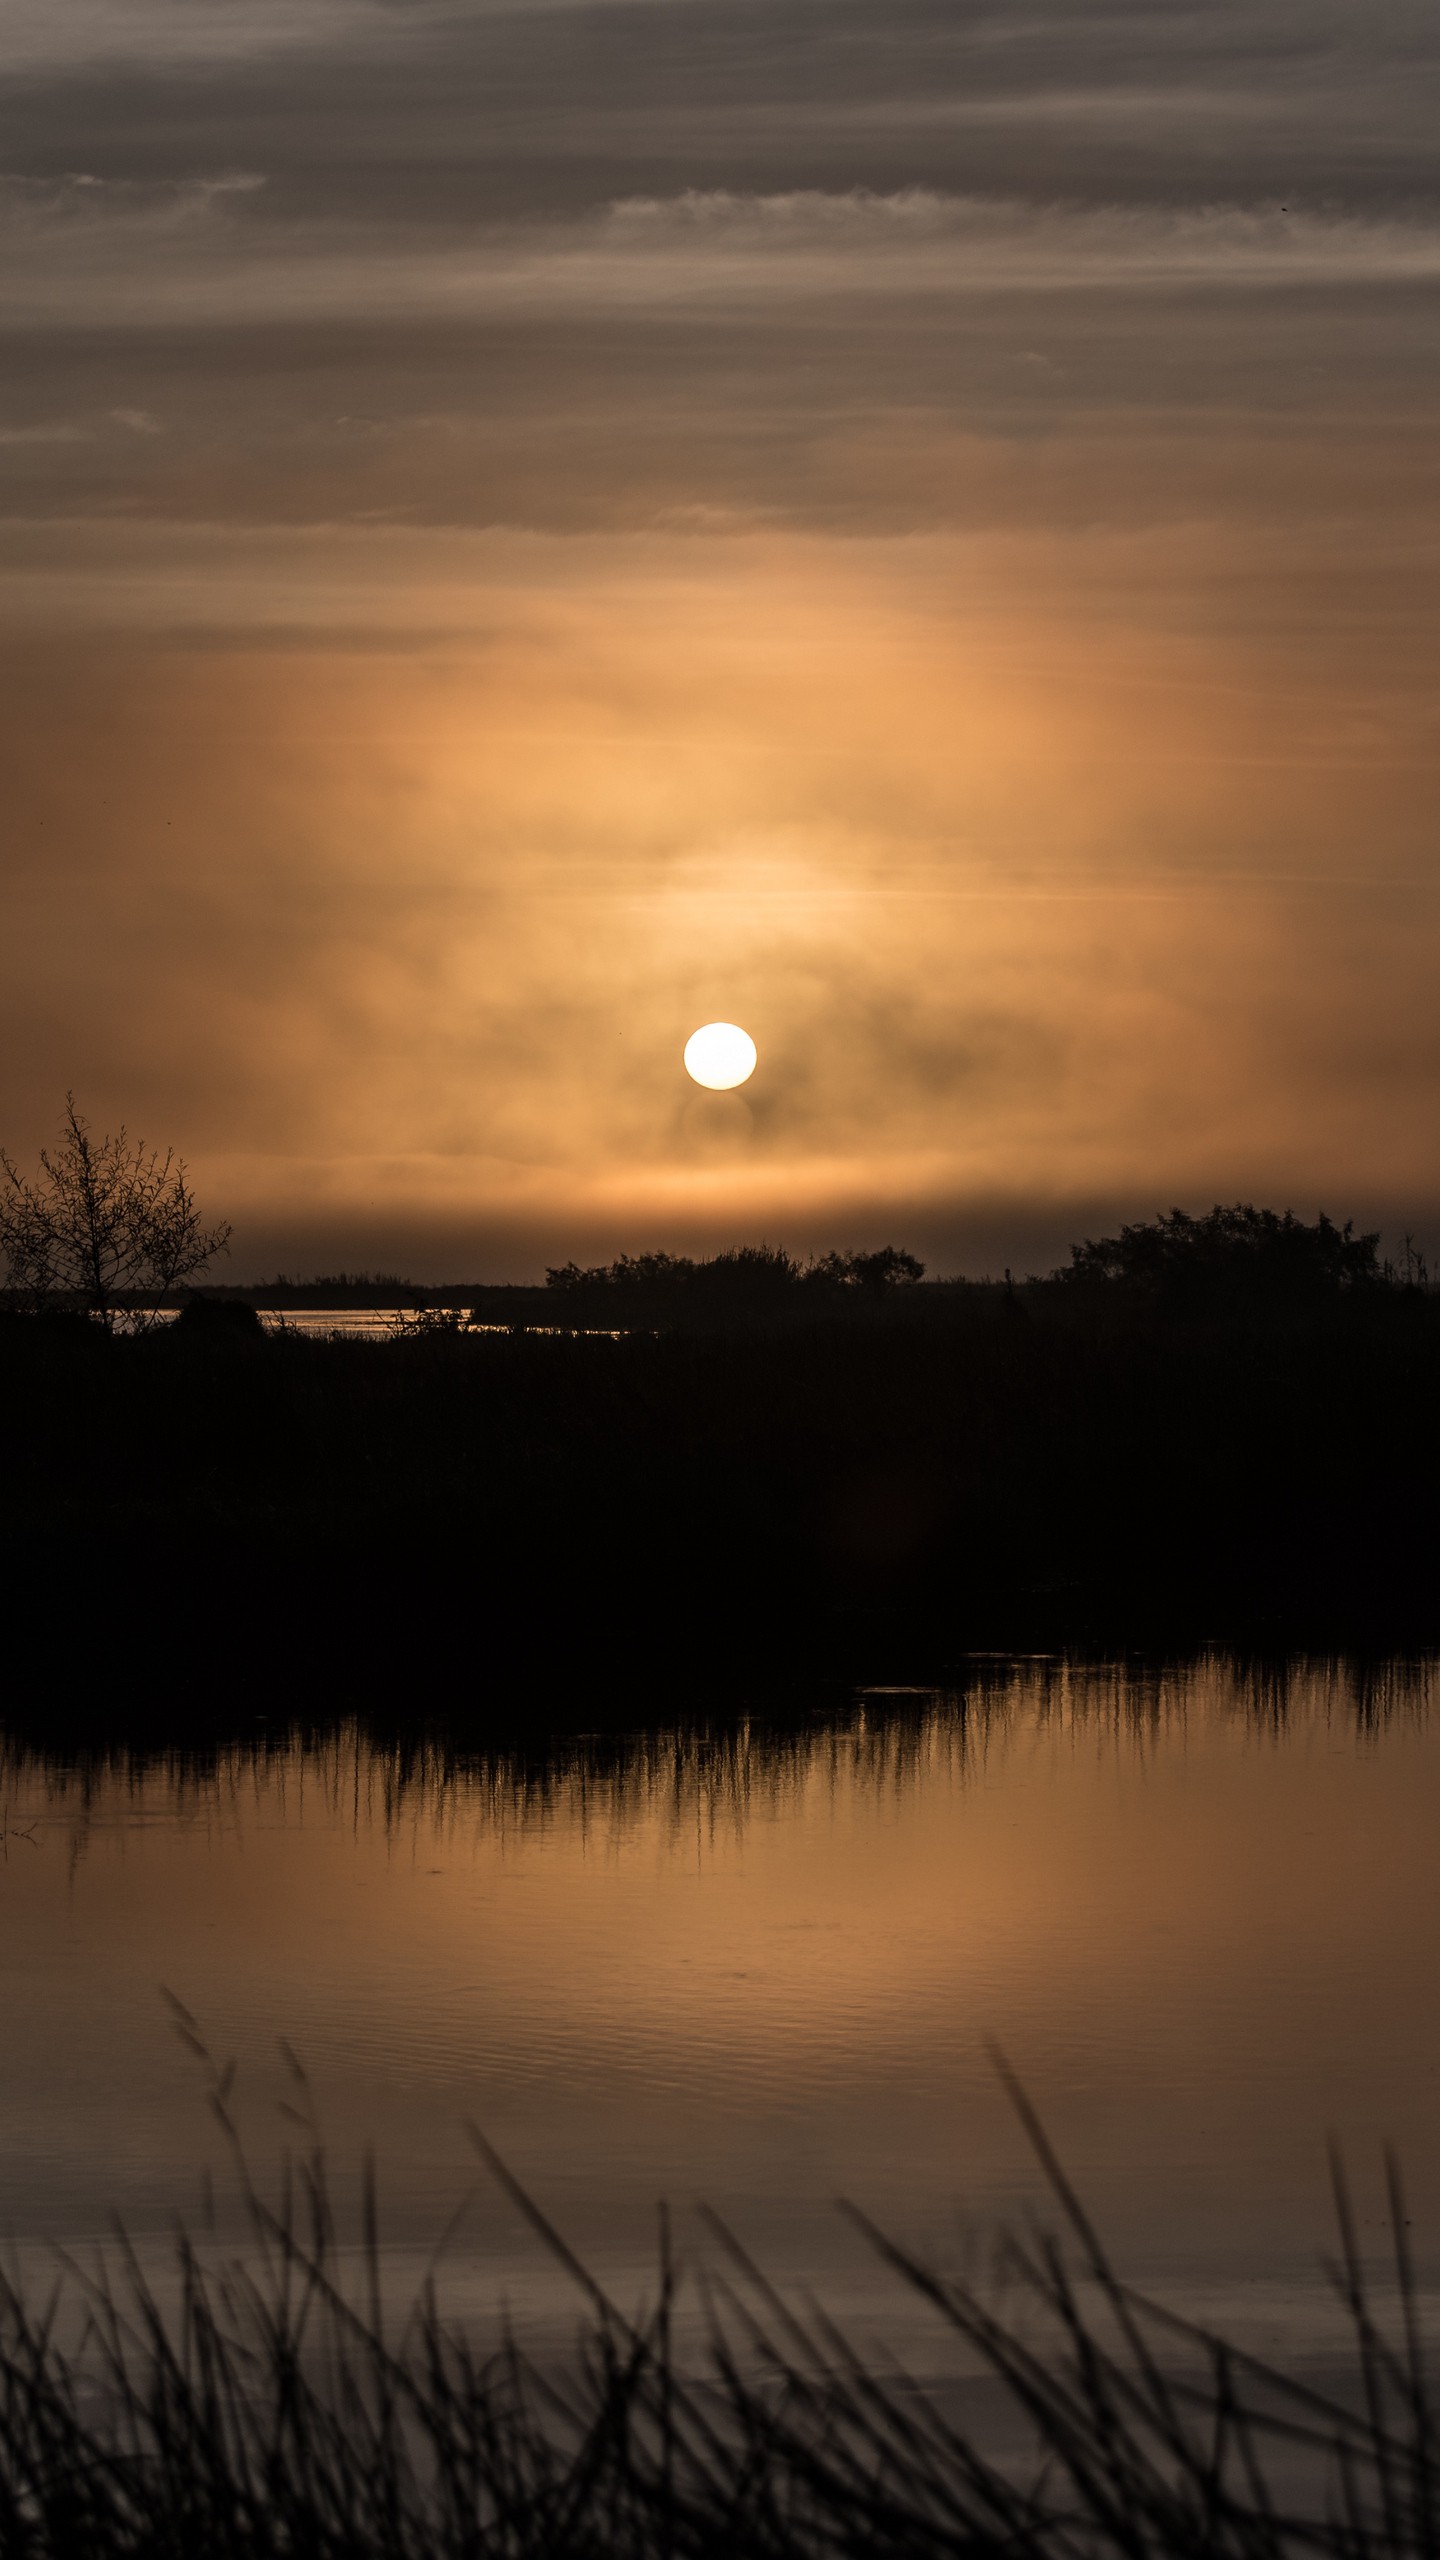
[0, 1096, 231, 1330]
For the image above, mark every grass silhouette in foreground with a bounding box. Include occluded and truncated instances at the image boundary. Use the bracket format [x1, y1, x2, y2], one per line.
[4, 2034, 1438, 2558]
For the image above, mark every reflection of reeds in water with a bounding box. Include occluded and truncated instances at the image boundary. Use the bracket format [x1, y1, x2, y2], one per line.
[4, 2044, 1439, 2557]
[1, 1652, 1434, 1869]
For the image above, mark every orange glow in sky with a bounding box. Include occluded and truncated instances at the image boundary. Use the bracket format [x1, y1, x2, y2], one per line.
[2, 3, 1437, 1275]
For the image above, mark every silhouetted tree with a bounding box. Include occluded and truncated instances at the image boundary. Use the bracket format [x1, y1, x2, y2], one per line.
[0, 1095, 231, 1330]
[547, 1251, 681, 1293]
[546, 1247, 804, 1300]
[546, 1244, 924, 1302]
[1058, 1204, 1380, 1311]
[807, 1246, 925, 1291]
[695, 1245, 800, 1296]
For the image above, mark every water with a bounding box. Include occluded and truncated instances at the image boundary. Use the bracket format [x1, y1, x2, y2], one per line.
[1, 1657, 1436, 2373]
[133, 1308, 526, 1337]
[258, 1306, 420, 1336]
[142, 1308, 628, 1337]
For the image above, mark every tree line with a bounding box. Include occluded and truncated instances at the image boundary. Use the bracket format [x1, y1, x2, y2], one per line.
[0, 1096, 1428, 1328]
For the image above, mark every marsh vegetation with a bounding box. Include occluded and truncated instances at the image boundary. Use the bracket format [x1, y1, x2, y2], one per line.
[2, 2082, 1438, 2560]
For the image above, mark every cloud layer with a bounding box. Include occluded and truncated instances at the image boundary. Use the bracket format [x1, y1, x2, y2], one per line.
[1, 0, 1437, 1273]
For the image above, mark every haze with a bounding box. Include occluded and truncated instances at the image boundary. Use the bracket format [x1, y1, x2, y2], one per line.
[3, 0, 1437, 1278]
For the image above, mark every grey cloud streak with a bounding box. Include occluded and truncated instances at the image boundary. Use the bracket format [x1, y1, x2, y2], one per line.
[3, 0, 1437, 544]
[5, 0, 1439, 212]
[10, 186, 1440, 325]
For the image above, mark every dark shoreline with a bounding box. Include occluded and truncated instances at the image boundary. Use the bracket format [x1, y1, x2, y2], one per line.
[5, 1280, 1439, 1720]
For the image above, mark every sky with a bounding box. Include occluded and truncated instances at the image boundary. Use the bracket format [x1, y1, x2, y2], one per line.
[2, 0, 1437, 1281]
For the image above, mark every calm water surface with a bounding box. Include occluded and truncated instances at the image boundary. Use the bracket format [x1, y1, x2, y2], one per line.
[1, 1658, 1437, 2366]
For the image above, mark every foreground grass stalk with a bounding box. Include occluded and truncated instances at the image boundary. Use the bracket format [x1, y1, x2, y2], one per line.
[1, 2099, 1437, 2559]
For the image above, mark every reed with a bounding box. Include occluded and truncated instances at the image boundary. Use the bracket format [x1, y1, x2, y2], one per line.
[2, 2057, 1437, 2557]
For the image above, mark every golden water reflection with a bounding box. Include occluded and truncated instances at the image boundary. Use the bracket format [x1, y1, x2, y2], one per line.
[0, 1657, 1436, 2362]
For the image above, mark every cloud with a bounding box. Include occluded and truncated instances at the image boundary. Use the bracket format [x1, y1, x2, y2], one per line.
[1, 0, 402, 73]
[603, 187, 1440, 289]
[0, 169, 266, 215]
[0, 0, 1437, 1268]
[4, 182, 1439, 336]
[0, 420, 90, 445]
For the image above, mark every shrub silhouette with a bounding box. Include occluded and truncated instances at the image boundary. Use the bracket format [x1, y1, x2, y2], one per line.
[808, 1245, 925, 1291]
[173, 1295, 263, 1344]
[546, 1244, 801, 1296]
[543, 1242, 924, 1322]
[1059, 1203, 1381, 1313]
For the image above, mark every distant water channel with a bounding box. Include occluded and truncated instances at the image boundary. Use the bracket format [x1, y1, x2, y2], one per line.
[1, 1658, 1437, 2374]
[199, 1309, 621, 1337]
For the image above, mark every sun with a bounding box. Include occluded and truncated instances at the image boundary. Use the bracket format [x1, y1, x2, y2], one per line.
[684, 1022, 757, 1090]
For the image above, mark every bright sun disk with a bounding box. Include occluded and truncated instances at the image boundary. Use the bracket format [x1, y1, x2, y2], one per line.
[684, 1022, 757, 1089]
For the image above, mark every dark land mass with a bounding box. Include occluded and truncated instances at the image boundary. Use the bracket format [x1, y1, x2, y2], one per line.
[5, 1212, 1438, 1715]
